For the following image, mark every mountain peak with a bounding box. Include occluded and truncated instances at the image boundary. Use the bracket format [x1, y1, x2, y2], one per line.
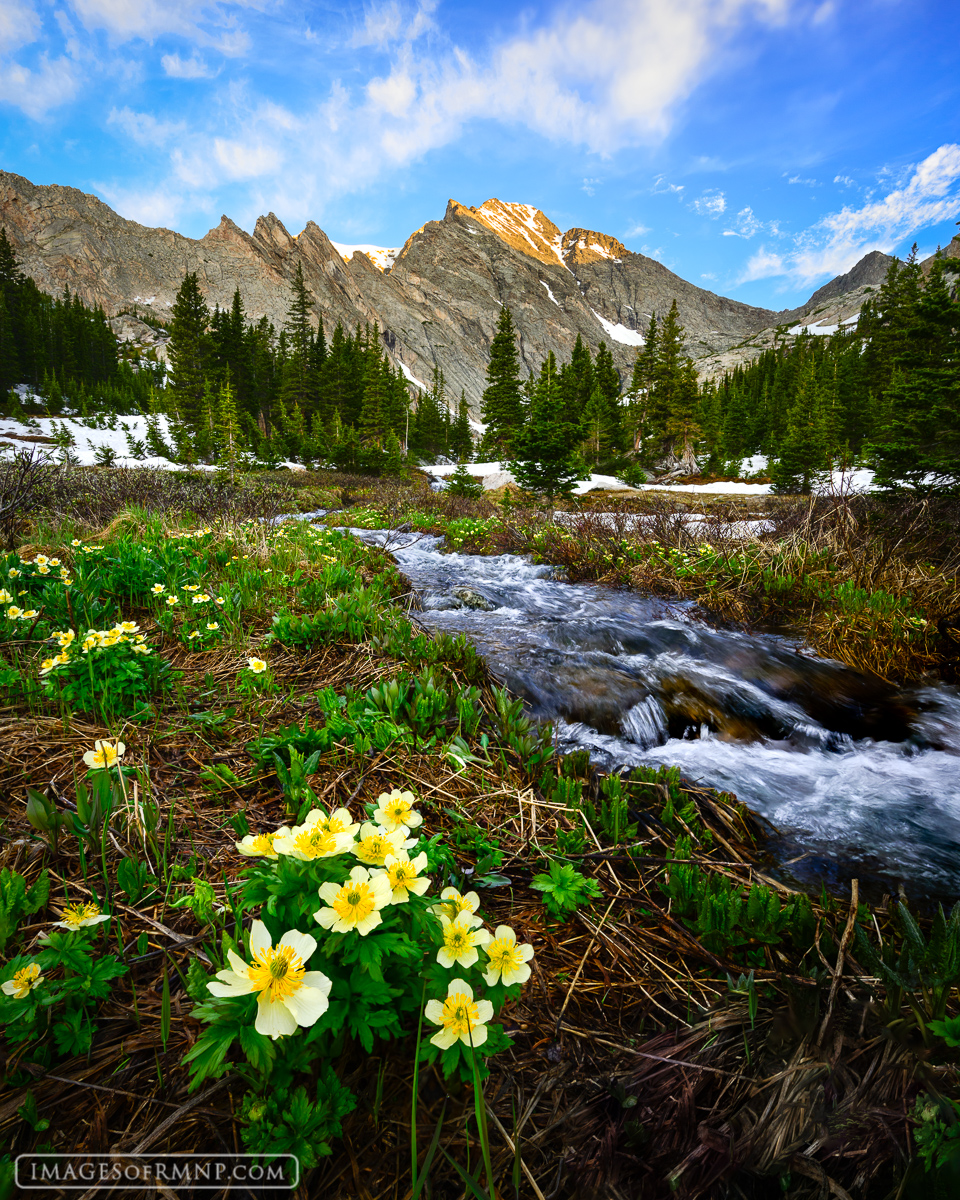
[448, 197, 567, 269]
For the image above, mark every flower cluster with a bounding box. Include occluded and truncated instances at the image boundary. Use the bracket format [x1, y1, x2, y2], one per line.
[224, 788, 535, 1048]
[40, 623, 151, 676]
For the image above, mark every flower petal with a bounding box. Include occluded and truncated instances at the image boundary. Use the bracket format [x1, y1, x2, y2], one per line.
[424, 999, 445, 1025]
[255, 995, 298, 1040]
[284, 983, 330, 1027]
[314, 907, 337, 929]
[476, 1000, 495, 1023]
[278, 929, 317, 961]
[317, 882, 341, 903]
[249, 920, 272, 957]
[447, 978, 473, 1000]
[430, 1027, 458, 1049]
[302, 971, 333, 996]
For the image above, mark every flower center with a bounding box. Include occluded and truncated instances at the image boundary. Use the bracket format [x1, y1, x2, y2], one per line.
[333, 883, 376, 924]
[249, 945, 304, 1002]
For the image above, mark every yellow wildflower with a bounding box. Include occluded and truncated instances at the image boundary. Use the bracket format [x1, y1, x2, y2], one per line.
[151, 583, 165, 594]
[425, 979, 493, 1049]
[272, 821, 354, 861]
[206, 622, 220, 632]
[2, 962, 45, 997]
[6, 607, 22, 619]
[166, 595, 180, 607]
[314, 866, 393, 935]
[374, 851, 430, 904]
[371, 788, 422, 833]
[53, 901, 111, 931]
[207, 920, 331, 1040]
[482, 925, 535, 986]
[82, 740, 125, 770]
[437, 915, 491, 969]
[431, 886, 483, 928]
[303, 806, 360, 839]
[236, 828, 292, 859]
[247, 657, 267, 674]
[353, 821, 413, 866]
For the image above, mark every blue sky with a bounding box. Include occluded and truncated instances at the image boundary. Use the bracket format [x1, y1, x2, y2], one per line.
[1, 0, 959, 309]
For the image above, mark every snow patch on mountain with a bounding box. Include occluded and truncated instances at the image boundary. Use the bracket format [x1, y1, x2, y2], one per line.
[331, 243, 399, 272]
[591, 310, 645, 346]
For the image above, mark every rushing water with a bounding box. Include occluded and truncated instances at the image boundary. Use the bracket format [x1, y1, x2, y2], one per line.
[342, 527, 960, 896]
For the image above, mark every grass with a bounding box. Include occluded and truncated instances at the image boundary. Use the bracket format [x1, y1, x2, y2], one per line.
[0, 472, 958, 1198]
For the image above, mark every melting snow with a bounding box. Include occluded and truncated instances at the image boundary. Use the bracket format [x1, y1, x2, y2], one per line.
[591, 309, 645, 347]
[400, 362, 429, 391]
[330, 243, 400, 272]
[540, 280, 562, 308]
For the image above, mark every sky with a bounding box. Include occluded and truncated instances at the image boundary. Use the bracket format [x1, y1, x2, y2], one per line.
[1, 0, 959, 309]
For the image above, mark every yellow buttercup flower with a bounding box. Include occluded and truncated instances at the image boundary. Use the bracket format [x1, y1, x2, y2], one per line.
[437, 915, 491, 969]
[166, 595, 179, 606]
[33, 555, 48, 566]
[2, 962, 45, 997]
[5, 607, 22, 619]
[371, 788, 422, 833]
[82, 740, 125, 770]
[119, 621, 139, 634]
[425, 979, 493, 1050]
[183, 584, 200, 592]
[20, 609, 38, 620]
[431, 886, 483, 928]
[207, 920, 331, 1040]
[36, 565, 49, 575]
[8, 568, 20, 578]
[0, 589, 11, 604]
[272, 820, 354, 861]
[314, 866, 393, 935]
[151, 583, 165, 594]
[303, 807, 360, 839]
[206, 622, 220, 632]
[353, 821, 413, 867]
[236, 828, 291, 859]
[247, 657, 267, 674]
[53, 901, 111, 931]
[192, 593, 211, 604]
[374, 851, 430, 904]
[482, 925, 535, 986]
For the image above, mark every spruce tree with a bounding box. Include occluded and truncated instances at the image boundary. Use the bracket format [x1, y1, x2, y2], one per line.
[480, 306, 524, 457]
[167, 272, 210, 432]
[509, 353, 585, 497]
[771, 356, 828, 493]
[449, 390, 474, 460]
[280, 261, 320, 422]
[217, 376, 242, 482]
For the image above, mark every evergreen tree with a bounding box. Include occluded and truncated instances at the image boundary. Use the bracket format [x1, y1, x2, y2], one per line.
[509, 353, 585, 497]
[167, 272, 210, 431]
[280, 261, 320, 422]
[479, 306, 524, 457]
[771, 356, 828, 493]
[217, 376, 242, 481]
[870, 258, 960, 491]
[449, 390, 474, 460]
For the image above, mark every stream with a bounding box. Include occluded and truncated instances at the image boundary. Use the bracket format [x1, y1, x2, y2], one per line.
[342, 527, 960, 897]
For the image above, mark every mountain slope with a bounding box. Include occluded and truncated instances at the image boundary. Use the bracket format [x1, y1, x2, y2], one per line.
[0, 171, 802, 407]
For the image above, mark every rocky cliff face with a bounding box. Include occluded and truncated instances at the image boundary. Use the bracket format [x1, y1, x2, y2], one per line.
[0, 169, 882, 407]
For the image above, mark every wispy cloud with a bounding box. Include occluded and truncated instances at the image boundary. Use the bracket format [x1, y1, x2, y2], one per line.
[722, 205, 762, 237]
[740, 144, 960, 286]
[161, 52, 214, 79]
[787, 174, 819, 186]
[624, 220, 650, 237]
[691, 189, 725, 216]
[833, 174, 854, 187]
[582, 176, 602, 196]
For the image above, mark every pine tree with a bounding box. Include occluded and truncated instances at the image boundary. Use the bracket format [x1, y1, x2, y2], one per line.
[480, 306, 524, 457]
[167, 272, 210, 432]
[217, 375, 242, 482]
[509, 353, 585, 497]
[771, 356, 828, 493]
[449, 390, 474, 460]
[280, 261, 320, 422]
[870, 258, 960, 491]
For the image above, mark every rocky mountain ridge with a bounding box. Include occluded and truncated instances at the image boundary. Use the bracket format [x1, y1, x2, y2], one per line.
[2, 169, 948, 407]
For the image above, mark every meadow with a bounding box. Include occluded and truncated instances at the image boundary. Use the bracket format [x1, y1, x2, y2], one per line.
[1, 461, 959, 1199]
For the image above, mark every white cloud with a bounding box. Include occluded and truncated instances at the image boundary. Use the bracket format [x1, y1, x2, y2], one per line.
[0, 54, 80, 117]
[624, 221, 650, 237]
[213, 138, 281, 181]
[834, 174, 854, 187]
[108, 106, 185, 146]
[739, 144, 960, 286]
[722, 205, 762, 237]
[100, 183, 190, 228]
[162, 52, 214, 78]
[353, 1, 437, 48]
[691, 189, 726, 216]
[582, 177, 602, 196]
[653, 175, 684, 194]
[0, 0, 40, 54]
[787, 174, 819, 186]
